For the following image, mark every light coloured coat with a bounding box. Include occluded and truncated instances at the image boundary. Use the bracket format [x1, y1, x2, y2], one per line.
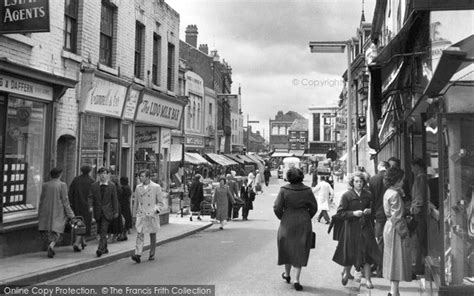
[132, 181, 166, 233]
[312, 180, 334, 211]
[38, 179, 75, 233]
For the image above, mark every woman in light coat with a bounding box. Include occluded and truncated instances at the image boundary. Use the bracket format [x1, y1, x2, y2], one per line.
[212, 177, 235, 229]
[383, 167, 412, 296]
[313, 175, 334, 224]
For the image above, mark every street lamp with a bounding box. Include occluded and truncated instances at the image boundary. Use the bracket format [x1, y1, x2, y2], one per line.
[309, 40, 353, 175]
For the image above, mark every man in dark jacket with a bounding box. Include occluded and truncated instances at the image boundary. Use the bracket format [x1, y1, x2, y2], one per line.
[369, 160, 389, 277]
[263, 166, 271, 186]
[88, 167, 118, 257]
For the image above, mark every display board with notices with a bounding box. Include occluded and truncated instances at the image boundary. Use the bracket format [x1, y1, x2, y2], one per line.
[3, 158, 31, 213]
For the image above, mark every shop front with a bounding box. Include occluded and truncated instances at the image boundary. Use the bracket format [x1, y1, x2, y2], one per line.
[134, 89, 185, 190]
[78, 71, 128, 179]
[0, 60, 76, 257]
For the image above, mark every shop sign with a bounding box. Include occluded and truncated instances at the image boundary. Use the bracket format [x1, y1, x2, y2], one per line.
[161, 128, 171, 149]
[0, 74, 53, 101]
[82, 79, 127, 118]
[0, 0, 50, 34]
[135, 127, 159, 150]
[81, 115, 101, 150]
[122, 88, 140, 120]
[289, 137, 306, 143]
[186, 135, 204, 147]
[136, 93, 182, 129]
[185, 71, 204, 95]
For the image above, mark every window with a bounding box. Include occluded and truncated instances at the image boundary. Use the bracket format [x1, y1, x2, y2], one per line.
[64, 0, 78, 53]
[324, 127, 331, 141]
[209, 103, 212, 115]
[192, 102, 196, 130]
[324, 113, 331, 125]
[134, 22, 145, 78]
[313, 113, 320, 141]
[152, 33, 161, 85]
[2, 96, 47, 216]
[197, 103, 201, 131]
[100, 1, 114, 67]
[167, 43, 175, 91]
[186, 104, 191, 129]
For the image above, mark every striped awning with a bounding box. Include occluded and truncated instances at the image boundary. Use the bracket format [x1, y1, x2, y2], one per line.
[224, 154, 245, 164]
[238, 154, 258, 164]
[271, 152, 293, 158]
[205, 153, 238, 166]
[186, 153, 210, 165]
[246, 154, 263, 164]
[289, 150, 305, 157]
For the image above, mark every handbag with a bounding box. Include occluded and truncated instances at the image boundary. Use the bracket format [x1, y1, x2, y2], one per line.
[310, 231, 316, 249]
[210, 208, 216, 219]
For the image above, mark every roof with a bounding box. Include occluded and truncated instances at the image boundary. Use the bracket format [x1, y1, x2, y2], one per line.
[272, 110, 305, 122]
[289, 119, 308, 131]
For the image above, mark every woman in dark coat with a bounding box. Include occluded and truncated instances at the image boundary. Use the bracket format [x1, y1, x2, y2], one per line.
[108, 173, 123, 242]
[68, 164, 94, 251]
[189, 174, 204, 221]
[240, 176, 255, 220]
[118, 176, 133, 241]
[332, 171, 381, 289]
[274, 167, 318, 291]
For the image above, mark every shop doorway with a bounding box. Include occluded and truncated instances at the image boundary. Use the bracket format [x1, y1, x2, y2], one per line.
[56, 135, 76, 186]
[103, 139, 118, 173]
[121, 147, 130, 179]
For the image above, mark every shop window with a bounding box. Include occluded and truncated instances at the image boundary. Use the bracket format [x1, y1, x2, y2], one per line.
[64, 0, 78, 53]
[2, 96, 47, 216]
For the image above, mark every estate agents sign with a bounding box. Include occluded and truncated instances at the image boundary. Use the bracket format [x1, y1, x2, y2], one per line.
[0, 0, 50, 34]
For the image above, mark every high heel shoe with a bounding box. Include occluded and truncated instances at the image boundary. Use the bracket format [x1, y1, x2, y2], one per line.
[366, 280, 374, 289]
[341, 271, 349, 286]
[293, 282, 303, 291]
[281, 272, 291, 284]
[73, 245, 81, 252]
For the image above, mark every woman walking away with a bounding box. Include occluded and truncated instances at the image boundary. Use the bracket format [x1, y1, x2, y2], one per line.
[383, 167, 412, 296]
[118, 177, 133, 241]
[189, 174, 204, 221]
[38, 168, 75, 258]
[241, 175, 256, 220]
[274, 167, 318, 291]
[68, 164, 94, 251]
[212, 177, 235, 229]
[332, 172, 381, 289]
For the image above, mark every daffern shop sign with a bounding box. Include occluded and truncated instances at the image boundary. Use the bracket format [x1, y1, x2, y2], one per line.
[1, 0, 50, 34]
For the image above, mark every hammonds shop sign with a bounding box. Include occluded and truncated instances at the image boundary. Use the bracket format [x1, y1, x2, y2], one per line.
[0, 0, 50, 34]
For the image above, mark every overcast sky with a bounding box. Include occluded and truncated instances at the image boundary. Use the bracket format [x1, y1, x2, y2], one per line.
[166, 0, 375, 139]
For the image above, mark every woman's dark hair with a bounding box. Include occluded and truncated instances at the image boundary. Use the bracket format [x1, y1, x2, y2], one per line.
[286, 167, 304, 184]
[348, 171, 366, 188]
[120, 176, 129, 186]
[80, 164, 91, 175]
[50, 167, 62, 178]
[384, 167, 405, 188]
[218, 177, 227, 184]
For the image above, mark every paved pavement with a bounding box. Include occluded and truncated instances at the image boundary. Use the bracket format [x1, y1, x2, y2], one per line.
[0, 215, 213, 287]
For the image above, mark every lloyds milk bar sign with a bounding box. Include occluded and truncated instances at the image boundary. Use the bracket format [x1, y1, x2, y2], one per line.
[0, 0, 50, 34]
[136, 93, 182, 129]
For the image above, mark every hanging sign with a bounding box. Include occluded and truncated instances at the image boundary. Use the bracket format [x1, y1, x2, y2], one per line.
[136, 92, 183, 129]
[0, 0, 50, 34]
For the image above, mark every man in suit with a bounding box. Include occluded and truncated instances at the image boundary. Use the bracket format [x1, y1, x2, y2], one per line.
[88, 167, 118, 257]
[369, 160, 389, 277]
[131, 169, 166, 263]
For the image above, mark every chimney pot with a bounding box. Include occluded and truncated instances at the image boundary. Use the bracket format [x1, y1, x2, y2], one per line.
[185, 24, 198, 47]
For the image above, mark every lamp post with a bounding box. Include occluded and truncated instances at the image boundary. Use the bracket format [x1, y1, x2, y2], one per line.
[309, 40, 353, 175]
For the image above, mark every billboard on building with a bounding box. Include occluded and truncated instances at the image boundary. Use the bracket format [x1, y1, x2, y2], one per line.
[0, 0, 50, 34]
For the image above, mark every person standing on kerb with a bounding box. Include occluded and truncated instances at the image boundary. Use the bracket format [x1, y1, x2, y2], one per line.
[131, 169, 166, 263]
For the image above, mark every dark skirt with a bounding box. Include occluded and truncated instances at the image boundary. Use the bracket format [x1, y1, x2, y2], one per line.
[277, 209, 312, 267]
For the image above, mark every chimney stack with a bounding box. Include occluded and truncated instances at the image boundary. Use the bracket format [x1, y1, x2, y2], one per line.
[185, 24, 198, 48]
[199, 44, 209, 55]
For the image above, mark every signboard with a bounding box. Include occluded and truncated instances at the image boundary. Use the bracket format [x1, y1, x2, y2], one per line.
[186, 135, 204, 147]
[185, 71, 204, 96]
[135, 92, 183, 129]
[0, 0, 50, 34]
[122, 88, 140, 120]
[135, 127, 159, 150]
[161, 128, 171, 149]
[82, 78, 127, 118]
[0, 74, 53, 101]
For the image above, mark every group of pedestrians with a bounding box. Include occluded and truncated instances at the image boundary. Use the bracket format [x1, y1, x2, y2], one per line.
[273, 156, 431, 295]
[38, 165, 165, 264]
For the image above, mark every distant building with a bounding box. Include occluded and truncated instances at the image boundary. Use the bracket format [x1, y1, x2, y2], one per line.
[244, 128, 266, 153]
[288, 119, 308, 156]
[308, 106, 338, 156]
[269, 111, 305, 151]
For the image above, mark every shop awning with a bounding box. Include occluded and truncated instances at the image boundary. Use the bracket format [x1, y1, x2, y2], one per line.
[289, 150, 305, 157]
[238, 154, 258, 164]
[205, 153, 238, 166]
[423, 35, 474, 98]
[246, 154, 263, 164]
[224, 154, 245, 164]
[185, 153, 210, 165]
[271, 152, 293, 158]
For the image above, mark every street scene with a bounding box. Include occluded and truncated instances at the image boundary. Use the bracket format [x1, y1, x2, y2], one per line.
[1, 0, 474, 296]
